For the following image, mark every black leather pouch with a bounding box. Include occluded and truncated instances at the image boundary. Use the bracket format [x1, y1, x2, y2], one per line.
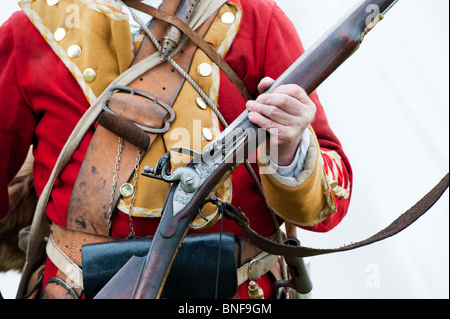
[81, 233, 237, 299]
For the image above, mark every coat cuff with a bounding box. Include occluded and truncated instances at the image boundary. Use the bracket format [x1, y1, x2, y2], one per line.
[257, 127, 335, 227]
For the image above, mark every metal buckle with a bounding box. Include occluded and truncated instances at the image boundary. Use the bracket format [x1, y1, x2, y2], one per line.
[102, 85, 175, 134]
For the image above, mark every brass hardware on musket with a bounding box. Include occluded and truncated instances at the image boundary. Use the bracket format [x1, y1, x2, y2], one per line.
[360, 0, 399, 42]
[361, 12, 384, 41]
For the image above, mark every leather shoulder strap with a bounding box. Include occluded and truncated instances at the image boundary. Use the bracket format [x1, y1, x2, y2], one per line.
[66, 0, 219, 236]
[224, 173, 449, 258]
[123, 0, 253, 100]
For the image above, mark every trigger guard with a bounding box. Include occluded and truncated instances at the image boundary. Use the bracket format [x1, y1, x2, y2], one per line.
[190, 205, 222, 231]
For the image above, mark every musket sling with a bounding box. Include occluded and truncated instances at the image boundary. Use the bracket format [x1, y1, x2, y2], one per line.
[19, 0, 449, 299]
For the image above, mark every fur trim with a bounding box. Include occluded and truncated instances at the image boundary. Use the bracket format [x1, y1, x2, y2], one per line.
[0, 149, 37, 272]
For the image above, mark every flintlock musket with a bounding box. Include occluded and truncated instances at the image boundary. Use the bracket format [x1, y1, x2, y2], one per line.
[95, 0, 399, 299]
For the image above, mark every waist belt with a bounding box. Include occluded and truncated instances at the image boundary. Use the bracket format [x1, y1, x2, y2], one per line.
[46, 224, 280, 293]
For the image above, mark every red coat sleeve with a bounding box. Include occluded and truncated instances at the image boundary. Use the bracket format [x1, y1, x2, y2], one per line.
[224, 0, 353, 232]
[265, 4, 353, 232]
[0, 13, 37, 218]
[0, 12, 93, 226]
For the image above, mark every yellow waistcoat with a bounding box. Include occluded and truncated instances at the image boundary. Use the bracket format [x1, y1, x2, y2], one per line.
[19, 0, 338, 229]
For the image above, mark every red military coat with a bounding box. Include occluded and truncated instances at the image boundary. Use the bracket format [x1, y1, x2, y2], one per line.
[0, 0, 352, 298]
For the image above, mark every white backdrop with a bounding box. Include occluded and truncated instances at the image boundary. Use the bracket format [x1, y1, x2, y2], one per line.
[0, 0, 448, 299]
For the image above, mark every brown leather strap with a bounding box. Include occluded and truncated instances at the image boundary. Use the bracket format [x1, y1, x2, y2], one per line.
[125, 0, 275, 232]
[52, 224, 119, 266]
[224, 173, 449, 258]
[97, 111, 151, 151]
[123, 0, 253, 100]
[42, 270, 83, 299]
[66, 125, 145, 236]
[66, 0, 216, 236]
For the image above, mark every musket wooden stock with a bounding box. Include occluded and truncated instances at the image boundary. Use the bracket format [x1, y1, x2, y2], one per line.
[94, 0, 398, 299]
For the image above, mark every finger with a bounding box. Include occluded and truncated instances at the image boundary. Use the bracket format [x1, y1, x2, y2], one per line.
[248, 110, 280, 131]
[246, 100, 299, 126]
[254, 92, 306, 117]
[248, 111, 298, 148]
[248, 111, 295, 140]
[257, 77, 275, 94]
[271, 84, 311, 105]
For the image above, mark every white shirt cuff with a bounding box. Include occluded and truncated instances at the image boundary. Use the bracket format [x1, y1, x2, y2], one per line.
[269, 129, 311, 181]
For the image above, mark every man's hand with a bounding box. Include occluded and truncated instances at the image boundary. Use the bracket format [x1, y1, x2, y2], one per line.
[246, 77, 316, 166]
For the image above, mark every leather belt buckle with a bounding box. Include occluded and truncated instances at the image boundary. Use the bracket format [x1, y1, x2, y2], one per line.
[102, 85, 175, 134]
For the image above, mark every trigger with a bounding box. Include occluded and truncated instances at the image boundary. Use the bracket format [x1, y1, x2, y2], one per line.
[197, 207, 210, 222]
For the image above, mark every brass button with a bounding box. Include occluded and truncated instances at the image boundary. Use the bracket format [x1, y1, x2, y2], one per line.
[47, 0, 59, 6]
[197, 63, 212, 77]
[196, 97, 207, 110]
[83, 68, 96, 83]
[67, 45, 81, 58]
[221, 12, 235, 24]
[202, 128, 213, 141]
[120, 183, 134, 198]
[54, 27, 66, 42]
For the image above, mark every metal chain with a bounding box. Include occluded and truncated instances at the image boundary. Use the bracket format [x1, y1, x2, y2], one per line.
[106, 137, 142, 238]
[107, 137, 124, 232]
[127, 149, 142, 239]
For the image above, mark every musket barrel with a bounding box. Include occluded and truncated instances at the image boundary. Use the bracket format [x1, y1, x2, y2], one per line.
[132, 0, 399, 299]
[266, 0, 398, 95]
[94, 0, 399, 299]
